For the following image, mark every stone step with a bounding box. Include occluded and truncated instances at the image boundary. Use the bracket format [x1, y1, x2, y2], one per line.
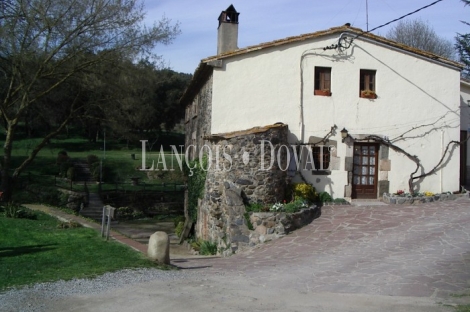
[73, 161, 96, 183]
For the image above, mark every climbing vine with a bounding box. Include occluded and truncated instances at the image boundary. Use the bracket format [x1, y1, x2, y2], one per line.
[364, 135, 468, 194]
[183, 156, 208, 222]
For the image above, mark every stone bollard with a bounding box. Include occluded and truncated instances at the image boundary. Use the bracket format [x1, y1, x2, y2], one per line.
[147, 231, 170, 264]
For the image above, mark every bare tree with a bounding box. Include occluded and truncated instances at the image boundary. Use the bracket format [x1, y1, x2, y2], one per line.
[456, 0, 470, 78]
[0, 0, 180, 199]
[386, 19, 455, 59]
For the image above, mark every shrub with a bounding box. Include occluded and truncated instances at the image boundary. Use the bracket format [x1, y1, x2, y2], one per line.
[199, 240, 218, 256]
[173, 215, 185, 227]
[175, 221, 184, 238]
[245, 202, 267, 212]
[15, 208, 38, 220]
[189, 238, 201, 251]
[116, 206, 144, 220]
[59, 161, 73, 178]
[66, 167, 75, 180]
[271, 198, 309, 213]
[56, 151, 69, 165]
[57, 221, 82, 229]
[3, 202, 21, 218]
[87, 154, 100, 166]
[292, 183, 317, 203]
[57, 151, 73, 177]
[284, 198, 309, 213]
[318, 191, 333, 203]
[3, 203, 38, 220]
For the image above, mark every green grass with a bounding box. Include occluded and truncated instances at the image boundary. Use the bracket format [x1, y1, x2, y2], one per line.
[5, 137, 185, 188]
[0, 209, 165, 291]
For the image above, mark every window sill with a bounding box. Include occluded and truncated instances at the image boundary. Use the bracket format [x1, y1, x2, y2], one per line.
[314, 90, 331, 96]
[360, 92, 377, 99]
[311, 170, 331, 175]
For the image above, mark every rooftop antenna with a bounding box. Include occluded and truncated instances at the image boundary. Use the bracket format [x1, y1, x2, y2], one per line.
[366, 0, 369, 31]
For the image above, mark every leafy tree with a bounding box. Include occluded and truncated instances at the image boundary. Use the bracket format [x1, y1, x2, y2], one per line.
[386, 19, 455, 59]
[456, 0, 470, 78]
[0, 0, 180, 199]
[80, 58, 191, 143]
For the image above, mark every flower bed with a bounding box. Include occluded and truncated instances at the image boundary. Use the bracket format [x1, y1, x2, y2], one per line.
[383, 192, 457, 205]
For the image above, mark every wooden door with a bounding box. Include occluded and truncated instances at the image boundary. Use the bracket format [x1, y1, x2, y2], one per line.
[352, 143, 379, 199]
[461, 131, 468, 187]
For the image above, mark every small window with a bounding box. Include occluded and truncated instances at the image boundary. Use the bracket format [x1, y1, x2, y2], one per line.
[313, 145, 331, 171]
[360, 69, 376, 99]
[314, 67, 332, 96]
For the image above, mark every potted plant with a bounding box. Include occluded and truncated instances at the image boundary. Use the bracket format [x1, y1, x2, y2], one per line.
[360, 89, 377, 99]
[314, 89, 331, 96]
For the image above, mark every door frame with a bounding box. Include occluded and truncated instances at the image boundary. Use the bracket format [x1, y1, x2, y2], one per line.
[352, 142, 380, 199]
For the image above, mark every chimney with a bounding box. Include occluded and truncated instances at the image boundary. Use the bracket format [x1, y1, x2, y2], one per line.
[217, 5, 239, 55]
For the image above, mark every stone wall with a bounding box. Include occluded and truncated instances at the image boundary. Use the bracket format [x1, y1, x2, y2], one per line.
[197, 124, 289, 256]
[249, 206, 321, 245]
[383, 192, 459, 204]
[58, 189, 87, 212]
[184, 75, 213, 160]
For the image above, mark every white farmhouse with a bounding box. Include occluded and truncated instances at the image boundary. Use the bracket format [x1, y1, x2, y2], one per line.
[181, 5, 464, 249]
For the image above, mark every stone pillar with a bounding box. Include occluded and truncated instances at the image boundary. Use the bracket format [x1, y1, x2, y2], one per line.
[148, 231, 170, 264]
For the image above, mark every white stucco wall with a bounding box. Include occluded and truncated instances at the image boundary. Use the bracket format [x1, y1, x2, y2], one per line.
[210, 34, 461, 197]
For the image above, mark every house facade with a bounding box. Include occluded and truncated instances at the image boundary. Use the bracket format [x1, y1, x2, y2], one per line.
[181, 5, 463, 252]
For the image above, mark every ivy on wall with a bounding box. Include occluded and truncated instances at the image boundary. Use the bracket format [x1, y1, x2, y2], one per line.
[183, 156, 208, 222]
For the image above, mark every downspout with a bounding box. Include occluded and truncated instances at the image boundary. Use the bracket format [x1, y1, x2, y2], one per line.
[299, 53, 306, 143]
[440, 131, 444, 193]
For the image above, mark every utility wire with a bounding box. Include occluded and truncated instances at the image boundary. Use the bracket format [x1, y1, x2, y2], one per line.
[362, 0, 444, 36]
[324, 0, 445, 50]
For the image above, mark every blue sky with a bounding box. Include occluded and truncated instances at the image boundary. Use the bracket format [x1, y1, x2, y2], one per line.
[143, 0, 470, 74]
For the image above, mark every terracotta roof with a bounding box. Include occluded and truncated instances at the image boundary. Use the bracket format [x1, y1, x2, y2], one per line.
[203, 25, 462, 69]
[181, 25, 463, 106]
[204, 123, 287, 141]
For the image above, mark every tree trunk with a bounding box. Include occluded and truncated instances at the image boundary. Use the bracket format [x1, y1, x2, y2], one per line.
[2, 123, 16, 202]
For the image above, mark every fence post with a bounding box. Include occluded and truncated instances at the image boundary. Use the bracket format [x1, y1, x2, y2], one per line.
[101, 206, 106, 237]
[106, 212, 111, 241]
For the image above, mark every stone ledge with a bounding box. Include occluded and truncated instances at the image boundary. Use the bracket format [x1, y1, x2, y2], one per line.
[383, 192, 457, 205]
[248, 206, 321, 246]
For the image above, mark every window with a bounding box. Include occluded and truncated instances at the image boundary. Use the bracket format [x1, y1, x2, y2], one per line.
[359, 69, 376, 98]
[313, 145, 331, 171]
[314, 67, 331, 96]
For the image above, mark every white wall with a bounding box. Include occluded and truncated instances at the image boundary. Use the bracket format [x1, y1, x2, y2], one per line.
[210, 34, 461, 197]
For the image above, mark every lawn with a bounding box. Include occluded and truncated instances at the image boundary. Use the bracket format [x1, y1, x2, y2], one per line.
[0, 208, 166, 291]
[3, 136, 186, 201]
[7, 136, 186, 182]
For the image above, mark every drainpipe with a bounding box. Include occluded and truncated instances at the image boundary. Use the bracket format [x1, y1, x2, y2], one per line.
[440, 131, 444, 193]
